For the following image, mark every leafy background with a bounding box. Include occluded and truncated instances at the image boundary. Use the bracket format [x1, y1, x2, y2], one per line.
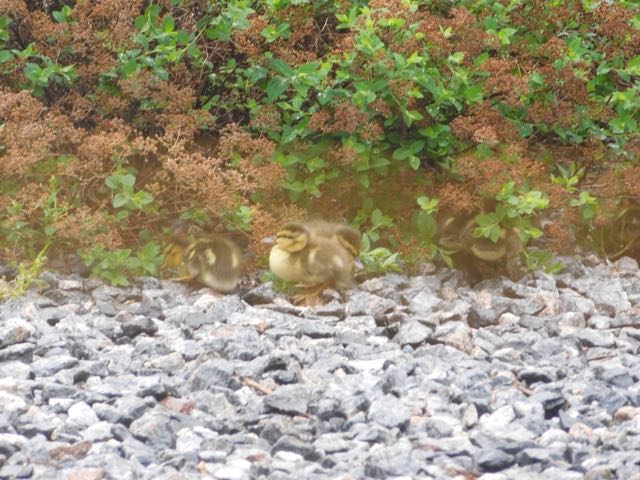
[1, 0, 639, 287]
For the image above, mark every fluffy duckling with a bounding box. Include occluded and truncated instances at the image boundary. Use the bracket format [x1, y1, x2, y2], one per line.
[162, 235, 242, 293]
[304, 220, 362, 261]
[269, 222, 356, 291]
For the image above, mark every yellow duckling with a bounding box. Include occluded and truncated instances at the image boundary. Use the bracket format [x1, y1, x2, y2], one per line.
[269, 222, 358, 291]
[162, 236, 242, 293]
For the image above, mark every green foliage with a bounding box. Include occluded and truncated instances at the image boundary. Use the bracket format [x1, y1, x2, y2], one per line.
[52, 5, 74, 24]
[474, 181, 548, 244]
[100, 4, 201, 87]
[259, 269, 298, 293]
[0, 176, 66, 257]
[224, 205, 253, 232]
[4, 0, 640, 286]
[551, 163, 583, 193]
[0, 15, 76, 96]
[105, 171, 155, 220]
[357, 208, 403, 273]
[0, 243, 49, 300]
[570, 191, 599, 221]
[79, 242, 164, 287]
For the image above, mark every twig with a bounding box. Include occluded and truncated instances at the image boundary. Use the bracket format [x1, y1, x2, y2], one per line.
[241, 376, 273, 395]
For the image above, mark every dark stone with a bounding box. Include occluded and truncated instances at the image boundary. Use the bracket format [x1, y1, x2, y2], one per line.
[260, 421, 285, 445]
[468, 306, 499, 328]
[271, 435, 321, 462]
[475, 448, 516, 472]
[241, 283, 278, 305]
[37, 307, 69, 326]
[516, 447, 553, 467]
[530, 390, 565, 418]
[0, 343, 34, 363]
[114, 395, 149, 425]
[517, 367, 555, 385]
[120, 316, 158, 338]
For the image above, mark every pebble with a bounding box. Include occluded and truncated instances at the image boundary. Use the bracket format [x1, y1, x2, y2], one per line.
[0, 257, 636, 478]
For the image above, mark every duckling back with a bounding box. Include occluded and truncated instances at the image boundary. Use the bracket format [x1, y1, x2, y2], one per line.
[303, 236, 356, 289]
[184, 237, 242, 292]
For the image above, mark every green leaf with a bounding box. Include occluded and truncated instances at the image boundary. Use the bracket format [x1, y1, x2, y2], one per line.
[163, 15, 175, 33]
[112, 193, 129, 208]
[497, 27, 517, 45]
[0, 50, 13, 63]
[416, 211, 438, 239]
[448, 52, 465, 64]
[266, 76, 288, 102]
[626, 55, 640, 75]
[119, 173, 136, 190]
[270, 58, 294, 77]
[417, 196, 439, 213]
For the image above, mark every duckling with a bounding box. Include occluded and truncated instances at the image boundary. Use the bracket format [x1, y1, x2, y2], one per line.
[269, 222, 356, 292]
[162, 235, 242, 293]
[605, 198, 640, 260]
[437, 213, 523, 281]
[304, 219, 362, 263]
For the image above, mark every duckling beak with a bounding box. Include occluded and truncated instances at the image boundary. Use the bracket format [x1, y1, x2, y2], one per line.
[261, 235, 276, 245]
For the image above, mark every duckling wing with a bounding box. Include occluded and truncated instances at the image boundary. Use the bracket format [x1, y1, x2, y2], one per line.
[303, 242, 354, 288]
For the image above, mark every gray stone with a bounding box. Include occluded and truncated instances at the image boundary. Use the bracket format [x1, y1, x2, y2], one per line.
[129, 410, 175, 450]
[588, 315, 612, 329]
[191, 358, 236, 390]
[393, 320, 432, 347]
[345, 291, 397, 323]
[585, 278, 631, 315]
[66, 401, 100, 430]
[560, 294, 595, 316]
[432, 321, 473, 353]
[0, 318, 34, 347]
[263, 385, 309, 416]
[368, 394, 410, 429]
[406, 289, 443, 316]
[575, 328, 616, 348]
[30, 354, 78, 377]
[83, 421, 114, 442]
[364, 438, 417, 478]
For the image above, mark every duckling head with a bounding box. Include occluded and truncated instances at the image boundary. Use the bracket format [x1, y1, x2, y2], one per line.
[162, 240, 187, 271]
[334, 226, 361, 258]
[275, 223, 310, 253]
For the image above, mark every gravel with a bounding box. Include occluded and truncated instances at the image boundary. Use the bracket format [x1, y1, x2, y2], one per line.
[2, 256, 640, 479]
